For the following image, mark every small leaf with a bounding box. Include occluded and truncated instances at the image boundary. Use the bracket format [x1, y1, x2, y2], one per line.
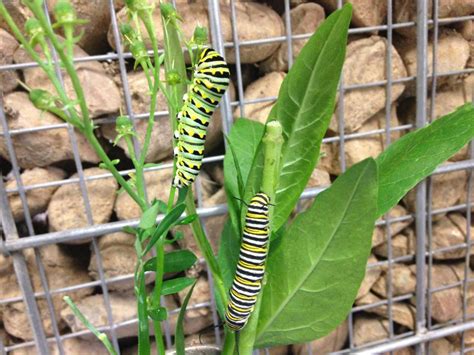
[176, 214, 198, 225]
[376, 103, 474, 216]
[175, 280, 197, 355]
[217, 219, 241, 291]
[256, 158, 378, 347]
[147, 306, 167, 321]
[138, 201, 161, 230]
[144, 250, 197, 274]
[161, 277, 195, 296]
[142, 203, 186, 256]
[144, 163, 162, 169]
[122, 226, 137, 235]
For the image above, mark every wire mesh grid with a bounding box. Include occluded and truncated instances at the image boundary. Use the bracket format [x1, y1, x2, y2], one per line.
[0, 0, 473, 354]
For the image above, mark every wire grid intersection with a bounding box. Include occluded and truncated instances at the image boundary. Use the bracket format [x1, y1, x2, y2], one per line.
[0, 0, 473, 354]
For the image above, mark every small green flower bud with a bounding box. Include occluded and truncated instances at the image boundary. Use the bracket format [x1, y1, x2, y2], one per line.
[160, 3, 182, 23]
[192, 26, 208, 45]
[130, 41, 148, 61]
[119, 23, 134, 38]
[166, 71, 181, 85]
[29, 89, 55, 111]
[125, 0, 152, 13]
[25, 18, 43, 38]
[115, 115, 134, 132]
[53, 0, 75, 24]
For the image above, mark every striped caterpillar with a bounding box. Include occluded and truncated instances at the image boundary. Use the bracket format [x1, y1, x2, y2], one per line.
[172, 47, 230, 188]
[225, 192, 270, 331]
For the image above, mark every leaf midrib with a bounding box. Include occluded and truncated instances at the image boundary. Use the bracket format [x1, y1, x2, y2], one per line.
[257, 163, 369, 339]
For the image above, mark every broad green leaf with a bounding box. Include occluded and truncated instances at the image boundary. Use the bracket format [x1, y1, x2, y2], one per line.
[161, 277, 195, 296]
[175, 280, 197, 355]
[377, 103, 474, 216]
[217, 219, 241, 291]
[176, 214, 198, 225]
[269, 4, 352, 231]
[256, 158, 378, 347]
[142, 203, 186, 256]
[223, 118, 265, 231]
[144, 250, 197, 274]
[138, 200, 161, 229]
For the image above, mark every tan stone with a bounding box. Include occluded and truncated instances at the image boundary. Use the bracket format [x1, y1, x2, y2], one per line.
[9, 336, 109, 355]
[0, 92, 100, 168]
[102, 70, 234, 163]
[293, 319, 348, 354]
[46, 0, 111, 54]
[427, 338, 453, 355]
[177, 277, 213, 335]
[48, 167, 118, 234]
[109, 3, 284, 64]
[356, 255, 383, 300]
[404, 166, 467, 219]
[6, 167, 65, 222]
[0, 1, 32, 35]
[329, 36, 407, 133]
[431, 214, 470, 260]
[0, 29, 19, 94]
[353, 315, 389, 347]
[235, 72, 286, 124]
[395, 29, 470, 96]
[260, 3, 325, 72]
[334, 106, 400, 169]
[372, 264, 416, 298]
[14, 43, 121, 119]
[317, 0, 387, 27]
[357, 292, 416, 329]
[413, 264, 462, 323]
[114, 166, 214, 220]
[318, 142, 340, 176]
[89, 232, 138, 291]
[394, 1, 474, 36]
[371, 205, 411, 248]
[2, 245, 93, 340]
[373, 228, 416, 259]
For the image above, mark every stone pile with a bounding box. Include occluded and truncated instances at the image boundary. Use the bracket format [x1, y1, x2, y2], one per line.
[0, 0, 472, 354]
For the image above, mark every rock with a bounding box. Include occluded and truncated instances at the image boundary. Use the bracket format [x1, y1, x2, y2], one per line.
[2, 245, 93, 340]
[357, 292, 416, 329]
[404, 165, 467, 219]
[235, 72, 286, 124]
[177, 276, 213, 335]
[14, 43, 121, 119]
[0, 1, 32, 35]
[48, 167, 118, 234]
[395, 29, 470, 96]
[0, 29, 19, 94]
[414, 264, 462, 323]
[114, 166, 214, 220]
[356, 255, 383, 300]
[292, 319, 348, 354]
[47, 0, 111, 54]
[6, 167, 65, 222]
[431, 214, 470, 260]
[318, 142, 340, 176]
[353, 315, 389, 347]
[9, 337, 109, 355]
[260, 3, 325, 72]
[427, 338, 453, 355]
[334, 106, 400, 169]
[400, 77, 472, 161]
[329, 36, 407, 133]
[372, 264, 416, 298]
[102, 71, 234, 162]
[318, 0, 387, 27]
[372, 205, 411, 248]
[0, 92, 100, 168]
[109, 2, 284, 64]
[89, 232, 138, 292]
[394, 0, 474, 36]
[373, 228, 416, 259]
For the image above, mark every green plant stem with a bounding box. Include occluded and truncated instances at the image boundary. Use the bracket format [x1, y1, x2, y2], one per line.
[63, 296, 118, 355]
[0, 3, 145, 210]
[238, 122, 283, 355]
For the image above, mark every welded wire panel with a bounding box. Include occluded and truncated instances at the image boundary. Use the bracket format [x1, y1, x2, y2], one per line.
[0, 0, 473, 354]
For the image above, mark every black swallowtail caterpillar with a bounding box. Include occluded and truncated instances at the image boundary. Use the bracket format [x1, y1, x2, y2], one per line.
[172, 47, 230, 188]
[225, 192, 270, 331]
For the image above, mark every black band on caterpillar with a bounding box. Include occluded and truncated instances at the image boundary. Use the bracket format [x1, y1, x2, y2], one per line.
[225, 192, 270, 332]
[173, 47, 230, 188]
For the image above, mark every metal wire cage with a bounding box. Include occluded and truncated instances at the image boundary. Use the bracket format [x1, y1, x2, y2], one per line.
[0, 0, 473, 354]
